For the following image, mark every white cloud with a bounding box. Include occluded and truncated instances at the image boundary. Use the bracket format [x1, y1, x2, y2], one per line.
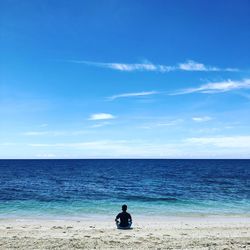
[177, 60, 237, 72]
[23, 131, 49, 136]
[28, 140, 185, 158]
[237, 92, 250, 100]
[195, 127, 221, 133]
[178, 60, 215, 71]
[185, 136, 250, 148]
[27, 137, 250, 158]
[29, 141, 126, 148]
[140, 119, 183, 129]
[88, 113, 115, 120]
[106, 62, 158, 72]
[22, 130, 88, 136]
[192, 116, 212, 122]
[69, 59, 238, 73]
[36, 153, 56, 158]
[10, 137, 250, 158]
[108, 91, 159, 100]
[91, 122, 111, 128]
[69, 60, 171, 72]
[171, 78, 250, 95]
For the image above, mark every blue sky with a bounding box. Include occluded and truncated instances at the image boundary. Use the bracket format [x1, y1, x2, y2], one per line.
[1, 0, 250, 158]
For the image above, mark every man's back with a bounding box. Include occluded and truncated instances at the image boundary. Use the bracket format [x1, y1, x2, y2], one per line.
[116, 211, 132, 227]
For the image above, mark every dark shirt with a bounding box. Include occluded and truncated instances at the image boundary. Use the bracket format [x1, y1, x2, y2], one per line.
[115, 211, 132, 227]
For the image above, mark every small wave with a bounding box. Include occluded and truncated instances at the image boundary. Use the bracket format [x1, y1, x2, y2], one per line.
[204, 179, 233, 185]
[122, 195, 178, 202]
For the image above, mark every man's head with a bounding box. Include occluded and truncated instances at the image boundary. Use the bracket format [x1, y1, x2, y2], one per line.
[122, 204, 127, 211]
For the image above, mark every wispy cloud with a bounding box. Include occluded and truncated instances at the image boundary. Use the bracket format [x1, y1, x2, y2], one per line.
[28, 137, 250, 158]
[236, 92, 250, 100]
[69, 59, 238, 73]
[185, 136, 250, 148]
[36, 153, 57, 158]
[11, 137, 250, 158]
[23, 131, 49, 136]
[192, 116, 212, 122]
[140, 119, 183, 129]
[178, 60, 237, 72]
[28, 140, 185, 158]
[88, 113, 115, 120]
[69, 60, 169, 72]
[171, 78, 250, 95]
[178, 60, 218, 71]
[108, 91, 159, 100]
[22, 130, 88, 136]
[91, 122, 111, 128]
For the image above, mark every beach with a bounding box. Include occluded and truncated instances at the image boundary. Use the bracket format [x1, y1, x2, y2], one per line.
[0, 216, 249, 249]
[1, 160, 249, 249]
[2, 0, 250, 248]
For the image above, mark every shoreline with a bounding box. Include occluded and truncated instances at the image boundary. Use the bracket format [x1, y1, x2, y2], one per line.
[1, 212, 250, 221]
[1, 216, 249, 249]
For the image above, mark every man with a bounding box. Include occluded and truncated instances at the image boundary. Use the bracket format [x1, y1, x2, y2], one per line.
[115, 204, 132, 229]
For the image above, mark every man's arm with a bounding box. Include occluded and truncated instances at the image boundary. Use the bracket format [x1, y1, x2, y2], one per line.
[115, 213, 120, 222]
[128, 213, 132, 222]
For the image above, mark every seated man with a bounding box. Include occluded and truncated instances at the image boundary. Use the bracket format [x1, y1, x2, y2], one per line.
[115, 204, 132, 229]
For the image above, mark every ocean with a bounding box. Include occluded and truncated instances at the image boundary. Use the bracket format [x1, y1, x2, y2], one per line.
[0, 159, 249, 219]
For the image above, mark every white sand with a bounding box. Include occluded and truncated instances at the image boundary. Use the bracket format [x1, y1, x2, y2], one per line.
[0, 216, 249, 249]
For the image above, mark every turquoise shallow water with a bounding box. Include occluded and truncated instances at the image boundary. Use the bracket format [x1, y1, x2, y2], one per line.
[0, 199, 249, 219]
[0, 159, 249, 218]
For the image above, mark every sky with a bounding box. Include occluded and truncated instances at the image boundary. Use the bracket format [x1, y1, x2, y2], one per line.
[1, 0, 250, 158]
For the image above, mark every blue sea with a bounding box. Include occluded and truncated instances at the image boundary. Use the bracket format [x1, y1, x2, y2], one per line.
[0, 159, 249, 219]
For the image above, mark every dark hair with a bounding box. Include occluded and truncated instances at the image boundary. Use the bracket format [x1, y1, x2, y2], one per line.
[122, 204, 127, 211]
